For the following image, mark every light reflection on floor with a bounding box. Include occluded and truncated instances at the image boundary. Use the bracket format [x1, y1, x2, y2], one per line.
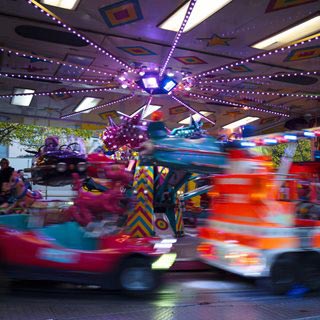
[181, 279, 254, 291]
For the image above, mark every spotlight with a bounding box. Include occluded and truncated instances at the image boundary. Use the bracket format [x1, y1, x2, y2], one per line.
[142, 76, 159, 89]
[136, 72, 177, 94]
[161, 77, 177, 92]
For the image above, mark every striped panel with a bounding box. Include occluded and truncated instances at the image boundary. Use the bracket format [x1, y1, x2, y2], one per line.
[157, 166, 169, 185]
[198, 226, 299, 250]
[211, 174, 295, 227]
[127, 162, 154, 237]
[175, 198, 184, 235]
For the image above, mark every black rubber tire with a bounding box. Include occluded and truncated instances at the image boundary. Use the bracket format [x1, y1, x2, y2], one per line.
[270, 256, 298, 295]
[0, 266, 10, 296]
[117, 257, 160, 295]
[301, 254, 320, 291]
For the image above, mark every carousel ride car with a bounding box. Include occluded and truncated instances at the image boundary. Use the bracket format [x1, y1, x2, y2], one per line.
[0, 213, 176, 294]
[26, 137, 87, 187]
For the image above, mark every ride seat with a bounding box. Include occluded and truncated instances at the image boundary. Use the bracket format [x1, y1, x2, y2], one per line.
[0, 214, 29, 231]
[38, 222, 97, 250]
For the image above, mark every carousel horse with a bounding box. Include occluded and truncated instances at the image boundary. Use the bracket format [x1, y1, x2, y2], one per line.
[0, 172, 42, 214]
[65, 166, 133, 227]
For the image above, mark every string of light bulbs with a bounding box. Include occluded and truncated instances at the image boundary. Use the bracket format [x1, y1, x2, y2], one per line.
[26, 0, 132, 70]
[198, 87, 318, 99]
[188, 92, 290, 117]
[61, 95, 134, 119]
[160, 0, 197, 77]
[197, 71, 319, 84]
[190, 35, 319, 80]
[0, 72, 112, 85]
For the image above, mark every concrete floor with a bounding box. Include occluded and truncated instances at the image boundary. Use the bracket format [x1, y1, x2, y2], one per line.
[1, 272, 320, 320]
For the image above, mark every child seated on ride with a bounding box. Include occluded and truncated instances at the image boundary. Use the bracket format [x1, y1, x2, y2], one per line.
[43, 136, 59, 152]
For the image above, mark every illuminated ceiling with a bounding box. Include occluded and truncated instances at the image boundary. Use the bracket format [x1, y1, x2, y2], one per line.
[0, 0, 319, 135]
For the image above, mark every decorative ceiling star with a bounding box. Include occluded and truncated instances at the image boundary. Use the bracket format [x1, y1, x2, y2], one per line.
[198, 34, 234, 47]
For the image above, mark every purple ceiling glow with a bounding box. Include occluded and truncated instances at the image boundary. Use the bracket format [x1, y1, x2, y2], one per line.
[27, 0, 132, 71]
[159, 0, 198, 77]
[189, 35, 319, 80]
[0, 47, 116, 77]
[188, 92, 290, 117]
[0, 72, 111, 85]
[198, 71, 319, 84]
[198, 87, 318, 99]
[0, 0, 316, 132]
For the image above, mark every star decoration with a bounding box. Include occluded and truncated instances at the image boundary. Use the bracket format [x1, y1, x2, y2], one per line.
[198, 34, 234, 47]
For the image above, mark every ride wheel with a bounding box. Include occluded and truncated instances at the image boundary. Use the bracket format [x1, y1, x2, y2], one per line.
[0, 265, 10, 296]
[301, 253, 320, 292]
[270, 255, 299, 295]
[117, 257, 160, 295]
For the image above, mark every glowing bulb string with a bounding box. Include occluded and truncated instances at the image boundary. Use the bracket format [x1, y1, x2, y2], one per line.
[0, 47, 117, 78]
[171, 95, 216, 125]
[0, 87, 119, 99]
[232, 96, 291, 111]
[0, 72, 112, 85]
[187, 92, 290, 117]
[26, 0, 132, 71]
[197, 71, 319, 84]
[204, 90, 291, 111]
[198, 86, 318, 99]
[61, 94, 135, 119]
[159, 0, 198, 77]
[189, 35, 319, 80]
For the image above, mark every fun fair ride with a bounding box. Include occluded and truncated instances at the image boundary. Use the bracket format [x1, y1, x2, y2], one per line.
[0, 137, 176, 295]
[198, 131, 320, 294]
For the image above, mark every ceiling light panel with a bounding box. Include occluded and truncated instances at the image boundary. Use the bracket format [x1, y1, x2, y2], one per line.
[74, 97, 103, 113]
[159, 0, 232, 33]
[40, 0, 80, 10]
[11, 88, 35, 106]
[179, 111, 212, 124]
[222, 117, 260, 130]
[131, 105, 162, 119]
[252, 15, 320, 50]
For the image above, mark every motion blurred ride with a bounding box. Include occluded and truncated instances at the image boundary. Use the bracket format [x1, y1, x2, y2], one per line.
[27, 136, 87, 187]
[0, 213, 176, 294]
[198, 144, 320, 294]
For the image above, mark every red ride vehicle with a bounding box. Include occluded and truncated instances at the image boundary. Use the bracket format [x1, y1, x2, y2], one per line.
[0, 214, 176, 294]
